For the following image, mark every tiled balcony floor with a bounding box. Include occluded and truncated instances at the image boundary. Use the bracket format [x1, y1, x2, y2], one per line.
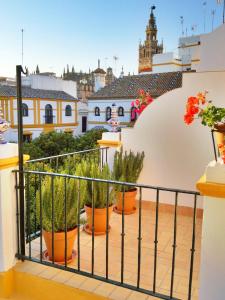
[26, 203, 202, 300]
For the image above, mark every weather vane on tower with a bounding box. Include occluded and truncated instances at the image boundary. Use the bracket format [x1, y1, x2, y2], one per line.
[151, 5, 156, 13]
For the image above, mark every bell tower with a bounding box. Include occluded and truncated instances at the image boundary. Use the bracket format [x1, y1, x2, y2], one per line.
[138, 6, 163, 73]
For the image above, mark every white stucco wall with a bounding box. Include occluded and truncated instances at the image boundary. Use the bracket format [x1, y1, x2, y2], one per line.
[198, 161, 225, 300]
[22, 75, 77, 98]
[121, 71, 225, 207]
[197, 23, 225, 72]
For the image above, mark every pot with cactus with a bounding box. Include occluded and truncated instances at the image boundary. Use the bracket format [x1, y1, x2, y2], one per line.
[112, 148, 144, 214]
[36, 167, 86, 264]
[79, 160, 114, 235]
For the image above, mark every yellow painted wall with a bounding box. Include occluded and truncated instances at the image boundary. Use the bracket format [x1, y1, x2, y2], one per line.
[0, 268, 107, 300]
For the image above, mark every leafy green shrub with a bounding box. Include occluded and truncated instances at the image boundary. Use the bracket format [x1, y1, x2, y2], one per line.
[77, 160, 114, 208]
[112, 148, 144, 192]
[23, 129, 107, 160]
[36, 168, 86, 232]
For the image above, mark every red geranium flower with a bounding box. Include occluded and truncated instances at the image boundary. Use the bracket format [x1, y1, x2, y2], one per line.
[184, 113, 194, 125]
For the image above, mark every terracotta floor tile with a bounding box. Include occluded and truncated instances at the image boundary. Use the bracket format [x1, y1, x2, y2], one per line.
[94, 282, 117, 298]
[109, 286, 132, 300]
[28, 208, 202, 299]
[79, 277, 101, 292]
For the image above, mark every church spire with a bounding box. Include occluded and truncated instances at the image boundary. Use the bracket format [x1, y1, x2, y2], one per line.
[149, 5, 157, 30]
[138, 5, 163, 74]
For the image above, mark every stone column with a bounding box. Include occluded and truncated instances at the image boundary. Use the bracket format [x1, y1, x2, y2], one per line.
[196, 160, 225, 300]
[97, 132, 122, 170]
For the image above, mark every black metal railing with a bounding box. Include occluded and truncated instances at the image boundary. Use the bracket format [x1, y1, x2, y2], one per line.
[14, 169, 200, 300]
[26, 147, 109, 172]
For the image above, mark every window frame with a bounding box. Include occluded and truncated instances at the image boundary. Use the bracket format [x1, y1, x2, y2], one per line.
[22, 103, 29, 117]
[65, 105, 72, 117]
[94, 107, 100, 116]
[118, 106, 124, 117]
[106, 106, 112, 121]
[130, 107, 137, 122]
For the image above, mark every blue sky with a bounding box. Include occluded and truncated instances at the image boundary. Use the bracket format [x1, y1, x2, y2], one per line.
[0, 0, 223, 77]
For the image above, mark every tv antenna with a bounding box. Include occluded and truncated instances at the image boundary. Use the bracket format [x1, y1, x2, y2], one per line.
[180, 16, 184, 36]
[21, 29, 24, 66]
[203, 1, 207, 33]
[211, 9, 216, 31]
[216, 0, 225, 24]
[191, 24, 197, 35]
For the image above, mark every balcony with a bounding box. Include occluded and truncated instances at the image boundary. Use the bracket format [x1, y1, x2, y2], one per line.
[22, 203, 201, 300]
[13, 146, 202, 300]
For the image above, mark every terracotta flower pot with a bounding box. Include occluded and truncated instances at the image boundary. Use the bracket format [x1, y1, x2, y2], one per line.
[214, 123, 225, 156]
[114, 188, 137, 215]
[84, 205, 113, 235]
[43, 227, 77, 263]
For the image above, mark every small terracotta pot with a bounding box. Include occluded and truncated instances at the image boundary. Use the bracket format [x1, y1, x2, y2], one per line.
[114, 188, 137, 214]
[84, 205, 113, 235]
[43, 227, 77, 263]
[214, 123, 225, 133]
[214, 124, 225, 156]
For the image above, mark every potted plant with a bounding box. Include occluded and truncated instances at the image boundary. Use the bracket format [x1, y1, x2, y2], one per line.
[79, 160, 114, 235]
[36, 166, 86, 263]
[184, 91, 225, 163]
[112, 148, 144, 214]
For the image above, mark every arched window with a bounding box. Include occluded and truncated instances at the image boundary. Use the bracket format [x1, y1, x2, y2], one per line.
[45, 104, 53, 124]
[130, 107, 137, 122]
[65, 105, 72, 116]
[95, 107, 100, 116]
[118, 106, 124, 117]
[106, 106, 111, 121]
[22, 103, 28, 117]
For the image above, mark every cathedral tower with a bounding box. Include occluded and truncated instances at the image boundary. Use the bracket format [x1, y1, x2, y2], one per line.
[138, 6, 163, 73]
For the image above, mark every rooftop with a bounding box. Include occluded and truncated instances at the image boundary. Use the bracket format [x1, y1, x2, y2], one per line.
[88, 71, 182, 100]
[0, 85, 77, 101]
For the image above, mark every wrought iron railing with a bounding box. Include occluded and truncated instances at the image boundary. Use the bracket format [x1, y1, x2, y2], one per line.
[26, 147, 109, 171]
[14, 169, 200, 300]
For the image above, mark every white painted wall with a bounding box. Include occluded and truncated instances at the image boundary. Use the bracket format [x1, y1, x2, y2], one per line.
[198, 161, 225, 300]
[121, 71, 225, 207]
[152, 52, 182, 73]
[197, 23, 225, 72]
[0, 143, 18, 271]
[22, 75, 77, 98]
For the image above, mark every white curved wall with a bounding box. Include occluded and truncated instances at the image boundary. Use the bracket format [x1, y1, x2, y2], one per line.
[121, 71, 225, 207]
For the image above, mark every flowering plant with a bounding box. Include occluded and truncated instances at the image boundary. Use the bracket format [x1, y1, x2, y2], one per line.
[184, 91, 225, 127]
[184, 91, 225, 163]
[131, 89, 153, 115]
